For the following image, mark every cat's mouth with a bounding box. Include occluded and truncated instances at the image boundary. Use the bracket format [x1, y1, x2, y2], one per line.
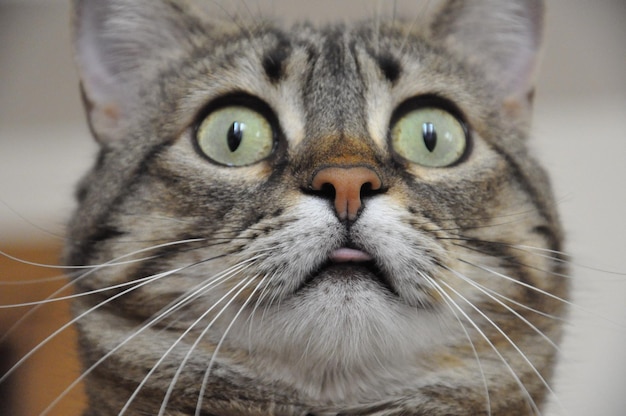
[300, 248, 398, 296]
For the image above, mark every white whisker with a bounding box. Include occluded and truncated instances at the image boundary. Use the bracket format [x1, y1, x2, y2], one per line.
[120, 271, 256, 416]
[462, 258, 626, 332]
[1, 267, 183, 388]
[195, 273, 267, 416]
[0, 238, 212, 345]
[0, 198, 67, 241]
[245, 270, 279, 351]
[437, 278, 555, 415]
[0, 237, 206, 274]
[0, 274, 171, 309]
[155, 274, 260, 416]
[419, 271, 492, 416]
[429, 275, 540, 414]
[444, 265, 561, 351]
[509, 243, 625, 276]
[460, 260, 572, 309]
[40, 254, 266, 416]
[481, 282, 565, 322]
[0, 273, 69, 285]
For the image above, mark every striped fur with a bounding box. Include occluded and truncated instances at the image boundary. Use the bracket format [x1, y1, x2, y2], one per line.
[67, 0, 567, 414]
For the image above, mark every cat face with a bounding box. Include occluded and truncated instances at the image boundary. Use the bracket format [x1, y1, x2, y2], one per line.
[66, 0, 568, 414]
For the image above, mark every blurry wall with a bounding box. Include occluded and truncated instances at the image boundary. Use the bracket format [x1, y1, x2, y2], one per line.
[0, 1, 625, 415]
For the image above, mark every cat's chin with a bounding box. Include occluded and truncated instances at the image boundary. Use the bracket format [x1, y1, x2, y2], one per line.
[299, 262, 399, 298]
[221, 267, 452, 403]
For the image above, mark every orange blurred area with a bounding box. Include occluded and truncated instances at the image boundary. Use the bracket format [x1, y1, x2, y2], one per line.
[0, 240, 86, 416]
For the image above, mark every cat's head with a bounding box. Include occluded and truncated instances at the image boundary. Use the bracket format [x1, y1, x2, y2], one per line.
[67, 0, 567, 412]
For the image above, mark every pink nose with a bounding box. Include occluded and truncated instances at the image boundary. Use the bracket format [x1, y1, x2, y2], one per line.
[310, 166, 382, 221]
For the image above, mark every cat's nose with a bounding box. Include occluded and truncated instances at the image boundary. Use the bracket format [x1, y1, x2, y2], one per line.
[310, 166, 382, 221]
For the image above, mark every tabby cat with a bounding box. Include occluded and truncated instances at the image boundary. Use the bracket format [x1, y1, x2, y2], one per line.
[58, 0, 570, 414]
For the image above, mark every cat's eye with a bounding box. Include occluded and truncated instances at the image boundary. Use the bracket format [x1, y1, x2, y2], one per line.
[196, 106, 275, 166]
[391, 106, 467, 168]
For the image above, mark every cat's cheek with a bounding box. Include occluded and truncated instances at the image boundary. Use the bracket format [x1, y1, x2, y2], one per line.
[352, 196, 444, 304]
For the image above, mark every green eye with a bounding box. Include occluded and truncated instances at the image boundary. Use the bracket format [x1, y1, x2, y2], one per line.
[196, 106, 274, 166]
[391, 107, 467, 167]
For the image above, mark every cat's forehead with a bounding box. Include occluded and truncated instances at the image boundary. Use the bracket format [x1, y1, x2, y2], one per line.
[285, 24, 379, 141]
[276, 21, 413, 68]
[170, 22, 414, 150]
[157, 18, 489, 158]
[245, 24, 419, 121]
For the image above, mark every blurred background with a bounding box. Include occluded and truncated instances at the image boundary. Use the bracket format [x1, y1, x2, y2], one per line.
[0, 0, 624, 415]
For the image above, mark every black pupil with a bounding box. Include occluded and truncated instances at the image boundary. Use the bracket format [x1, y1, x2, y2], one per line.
[227, 121, 244, 152]
[422, 122, 437, 152]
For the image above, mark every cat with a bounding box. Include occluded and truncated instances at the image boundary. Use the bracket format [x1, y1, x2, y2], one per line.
[7, 0, 571, 414]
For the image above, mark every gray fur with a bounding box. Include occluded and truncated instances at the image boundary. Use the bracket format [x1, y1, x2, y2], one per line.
[67, 0, 567, 414]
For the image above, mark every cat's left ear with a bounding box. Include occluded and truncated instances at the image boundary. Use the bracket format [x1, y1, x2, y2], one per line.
[429, 0, 544, 108]
[72, 0, 197, 144]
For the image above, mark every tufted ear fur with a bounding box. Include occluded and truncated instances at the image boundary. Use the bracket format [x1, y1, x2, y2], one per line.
[428, 0, 544, 107]
[72, 0, 203, 143]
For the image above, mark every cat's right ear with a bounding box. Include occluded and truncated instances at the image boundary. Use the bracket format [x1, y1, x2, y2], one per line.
[72, 0, 192, 144]
[425, 0, 544, 111]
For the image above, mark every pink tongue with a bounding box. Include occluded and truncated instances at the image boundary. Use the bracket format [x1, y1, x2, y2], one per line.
[330, 248, 373, 263]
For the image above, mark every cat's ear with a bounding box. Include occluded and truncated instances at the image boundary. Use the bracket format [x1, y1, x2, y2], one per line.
[72, 0, 193, 143]
[428, 0, 544, 107]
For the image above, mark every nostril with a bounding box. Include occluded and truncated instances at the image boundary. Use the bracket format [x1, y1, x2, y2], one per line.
[317, 182, 336, 199]
[360, 181, 377, 197]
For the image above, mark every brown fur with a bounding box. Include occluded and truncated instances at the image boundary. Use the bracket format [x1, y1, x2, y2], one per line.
[65, 0, 567, 414]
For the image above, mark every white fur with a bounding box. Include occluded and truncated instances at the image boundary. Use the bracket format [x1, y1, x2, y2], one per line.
[216, 195, 457, 404]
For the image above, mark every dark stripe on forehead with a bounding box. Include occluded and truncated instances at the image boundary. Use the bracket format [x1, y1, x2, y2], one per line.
[262, 36, 292, 84]
[301, 26, 368, 139]
[323, 29, 348, 75]
[376, 53, 401, 84]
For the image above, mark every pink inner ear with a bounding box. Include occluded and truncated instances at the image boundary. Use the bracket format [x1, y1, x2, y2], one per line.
[499, 43, 540, 101]
[74, 0, 165, 118]
[75, 3, 118, 108]
[433, 1, 543, 100]
[74, 1, 143, 142]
